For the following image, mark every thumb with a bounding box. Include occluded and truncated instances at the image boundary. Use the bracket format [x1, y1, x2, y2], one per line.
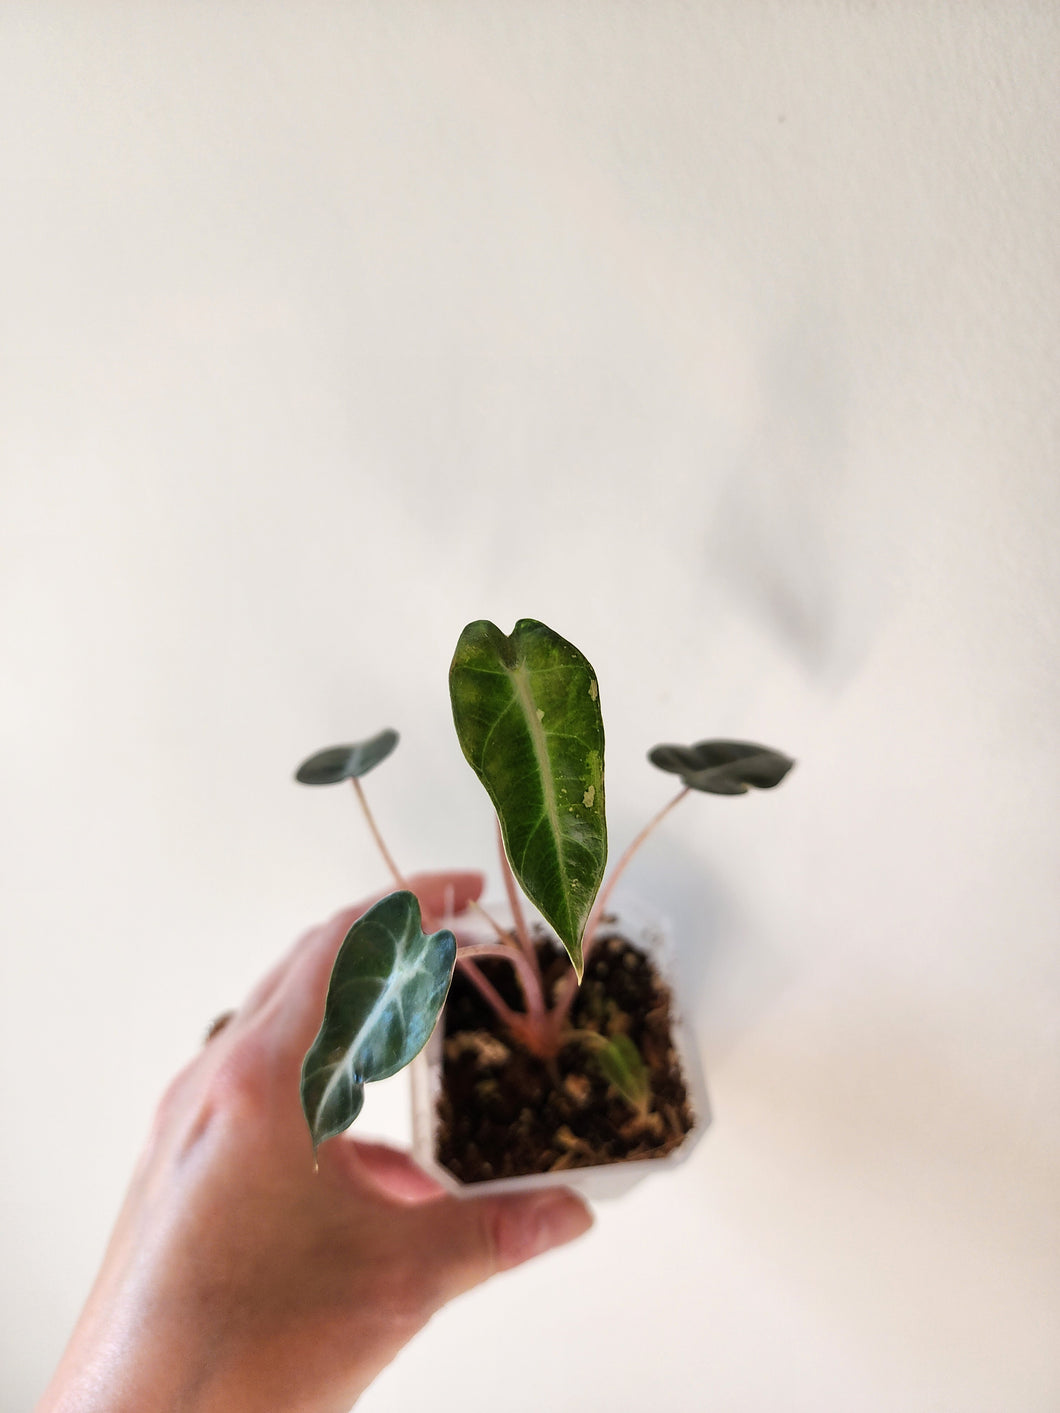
[404, 870, 485, 924]
[407, 1188, 594, 1305]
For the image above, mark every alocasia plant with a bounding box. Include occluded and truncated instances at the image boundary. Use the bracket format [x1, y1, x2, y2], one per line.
[296, 617, 793, 1151]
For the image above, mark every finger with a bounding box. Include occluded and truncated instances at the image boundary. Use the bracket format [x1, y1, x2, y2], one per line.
[276, 871, 485, 1016]
[238, 909, 364, 1024]
[347, 1141, 449, 1204]
[241, 870, 484, 1027]
[314, 1136, 446, 1206]
[404, 1188, 594, 1308]
[248, 871, 485, 1022]
[406, 870, 485, 924]
[238, 920, 330, 1019]
[266, 870, 487, 1059]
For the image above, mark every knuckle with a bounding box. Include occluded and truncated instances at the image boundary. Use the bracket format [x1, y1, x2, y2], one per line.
[151, 1057, 199, 1133]
[486, 1198, 524, 1271]
[485, 1195, 555, 1272]
[200, 1029, 275, 1120]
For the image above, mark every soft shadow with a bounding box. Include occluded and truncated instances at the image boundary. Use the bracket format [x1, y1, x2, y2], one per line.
[610, 831, 800, 1065]
[707, 309, 897, 688]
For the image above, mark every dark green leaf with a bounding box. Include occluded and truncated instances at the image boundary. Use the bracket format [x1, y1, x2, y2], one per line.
[648, 739, 794, 795]
[300, 891, 456, 1150]
[595, 1033, 650, 1112]
[449, 619, 606, 980]
[295, 730, 399, 785]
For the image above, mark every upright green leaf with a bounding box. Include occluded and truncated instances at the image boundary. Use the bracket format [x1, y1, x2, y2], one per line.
[595, 1033, 651, 1114]
[649, 739, 794, 795]
[295, 729, 399, 785]
[300, 891, 456, 1150]
[449, 619, 606, 979]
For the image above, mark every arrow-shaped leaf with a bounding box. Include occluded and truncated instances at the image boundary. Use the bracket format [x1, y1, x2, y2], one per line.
[449, 619, 606, 980]
[295, 729, 399, 785]
[300, 891, 456, 1150]
[648, 739, 794, 795]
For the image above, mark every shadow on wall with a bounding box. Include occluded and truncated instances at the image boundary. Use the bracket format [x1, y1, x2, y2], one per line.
[707, 311, 899, 688]
[615, 830, 799, 1067]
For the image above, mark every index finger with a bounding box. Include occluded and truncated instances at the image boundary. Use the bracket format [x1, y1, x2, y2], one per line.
[266, 870, 485, 1060]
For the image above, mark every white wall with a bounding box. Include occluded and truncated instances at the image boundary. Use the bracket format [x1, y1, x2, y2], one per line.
[2, 5, 1058, 1410]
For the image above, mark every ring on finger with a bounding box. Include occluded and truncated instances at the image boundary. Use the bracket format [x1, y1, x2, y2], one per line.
[204, 1009, 236, 1043]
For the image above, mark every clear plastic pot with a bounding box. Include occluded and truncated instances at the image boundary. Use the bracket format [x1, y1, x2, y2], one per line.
[410, 895, 710, 1200]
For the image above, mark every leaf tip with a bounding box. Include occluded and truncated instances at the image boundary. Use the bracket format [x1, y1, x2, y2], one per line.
[570, 944, 585, 984]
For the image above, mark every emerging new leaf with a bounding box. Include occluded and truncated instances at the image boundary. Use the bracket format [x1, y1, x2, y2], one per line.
[300, 891, 456, 1150]
[595, 1033, 651, 1114]
[295, 729, 399, 785]
[449, 619, 606, 980]
[648, 739, 794, 795]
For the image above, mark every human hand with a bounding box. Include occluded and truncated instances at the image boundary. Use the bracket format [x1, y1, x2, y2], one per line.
[38, 873, 593, 1413]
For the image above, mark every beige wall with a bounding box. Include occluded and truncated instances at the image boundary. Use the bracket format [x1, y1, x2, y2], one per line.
[2, 6, 1058, 1410]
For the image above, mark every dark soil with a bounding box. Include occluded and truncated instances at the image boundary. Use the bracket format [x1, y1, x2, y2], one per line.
[436, 926, 695, 1183]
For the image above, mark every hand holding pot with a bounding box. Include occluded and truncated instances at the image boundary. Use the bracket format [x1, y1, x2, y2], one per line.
[37, 872, 593, 1413]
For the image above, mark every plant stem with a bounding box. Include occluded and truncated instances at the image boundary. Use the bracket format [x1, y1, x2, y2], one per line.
[455, 956, 520, 1030]
[495, 820, 540, 978]
[452, 940, 567, 1058]
[582, 785, 690, 959]
[465, 900, 548, 1017]
[351, 778, 407, 892]
[457, 940, 546, 1026]
[466, 898, 518, 947]
[350, 778, 445, 930]
[548, 969, 580, 1034]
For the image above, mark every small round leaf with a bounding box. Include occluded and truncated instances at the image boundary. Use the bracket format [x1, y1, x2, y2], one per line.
[295, 729, 399, 785]
[649, 739, 794, 795]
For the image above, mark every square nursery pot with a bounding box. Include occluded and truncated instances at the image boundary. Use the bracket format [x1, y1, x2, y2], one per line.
[411, 895, 710, 1200]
